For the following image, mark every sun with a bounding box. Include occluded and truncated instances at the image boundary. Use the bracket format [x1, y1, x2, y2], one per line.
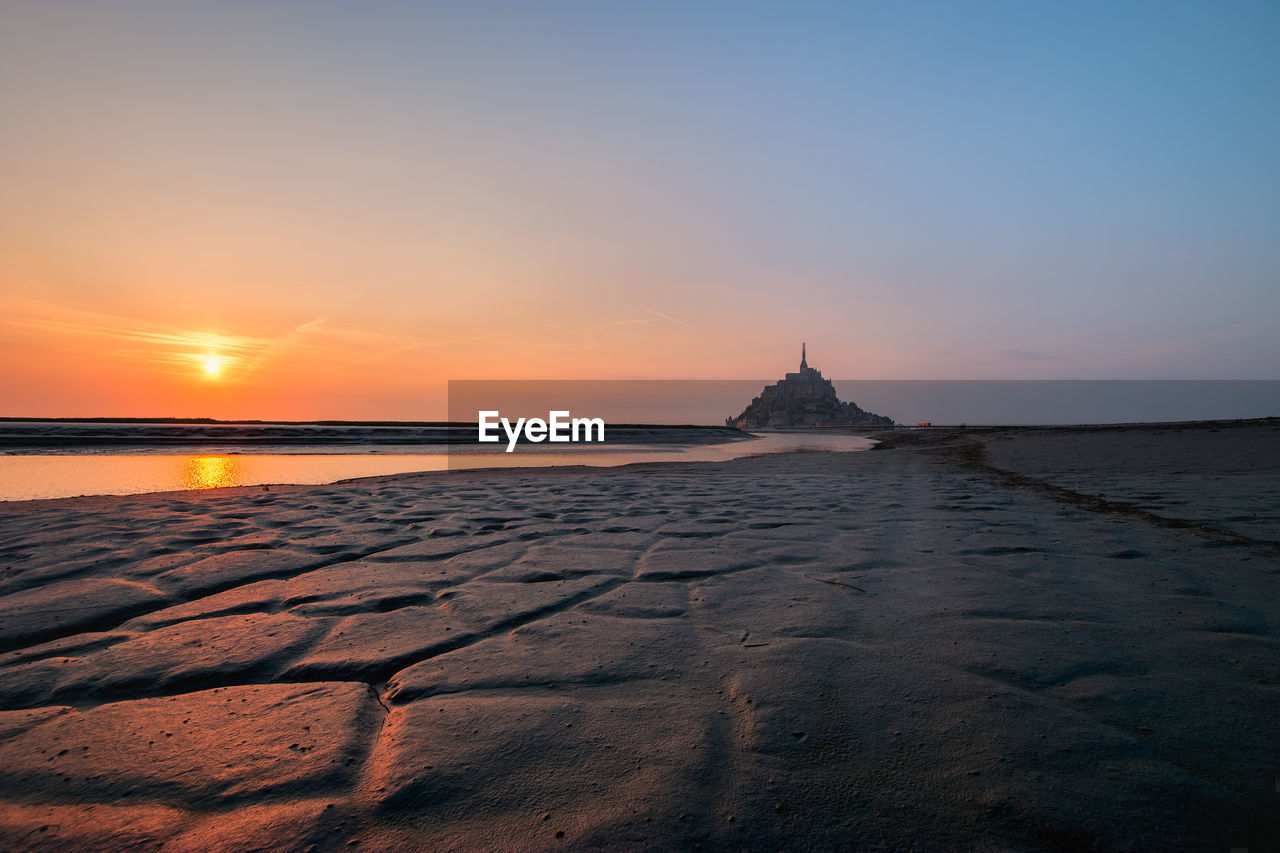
[203, 355, 222, 376]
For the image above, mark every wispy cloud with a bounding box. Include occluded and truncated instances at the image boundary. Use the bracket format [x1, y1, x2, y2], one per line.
[336, 339, 438, 370]
[543, 316, 656, 351]
[642, 307, 692, 328]
[0, 297, 442, 379]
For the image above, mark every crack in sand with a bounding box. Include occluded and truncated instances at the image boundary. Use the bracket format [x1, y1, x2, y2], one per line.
[378, 577, 632, 694]
[0, 539, 427, 659]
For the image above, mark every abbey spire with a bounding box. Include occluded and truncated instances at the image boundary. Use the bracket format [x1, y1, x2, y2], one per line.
[800, 342, 807, 370]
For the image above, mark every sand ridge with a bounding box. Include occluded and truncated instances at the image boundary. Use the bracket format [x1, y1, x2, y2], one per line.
[0, 424, 1277, 850]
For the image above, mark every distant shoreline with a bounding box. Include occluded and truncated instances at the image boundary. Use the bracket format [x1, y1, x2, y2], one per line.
[2, 416, 1275, 456]
[0, 416, 740, 429]
[0, 420, 753, 453]
[3, 416, 1277, 453]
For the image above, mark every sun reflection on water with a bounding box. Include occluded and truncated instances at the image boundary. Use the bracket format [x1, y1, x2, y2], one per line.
[181, 455, 240, 490]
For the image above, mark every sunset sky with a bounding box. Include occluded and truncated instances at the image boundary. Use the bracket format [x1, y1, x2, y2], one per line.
[2, 1, 1278, 420]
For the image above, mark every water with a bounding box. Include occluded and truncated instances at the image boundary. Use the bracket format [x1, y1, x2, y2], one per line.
[0, 433, 875, 502]
[447, 379, 1280, 426]
[832, 380, 1280, 426]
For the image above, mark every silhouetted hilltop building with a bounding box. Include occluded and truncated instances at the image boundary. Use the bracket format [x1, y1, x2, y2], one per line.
[727, 345, 894, 428]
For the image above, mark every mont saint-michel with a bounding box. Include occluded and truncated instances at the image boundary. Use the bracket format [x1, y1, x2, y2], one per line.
[727, 345, 894, 428]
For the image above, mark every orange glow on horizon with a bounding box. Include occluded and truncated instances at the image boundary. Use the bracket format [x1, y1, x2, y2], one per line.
[0, 295, 910, 421]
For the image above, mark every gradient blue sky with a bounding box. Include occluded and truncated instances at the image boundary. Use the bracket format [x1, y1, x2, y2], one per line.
[1, 1, 1277, 418]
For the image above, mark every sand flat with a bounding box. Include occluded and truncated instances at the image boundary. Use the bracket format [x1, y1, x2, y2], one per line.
[0, 423, 1277, 851]
[981, 420, 1280, 541]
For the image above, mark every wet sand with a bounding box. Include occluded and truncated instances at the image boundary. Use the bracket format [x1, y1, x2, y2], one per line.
[0, 421, 1276, 851]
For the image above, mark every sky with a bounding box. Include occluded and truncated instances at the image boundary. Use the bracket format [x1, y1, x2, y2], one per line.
[1, 0, 1278, 420]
